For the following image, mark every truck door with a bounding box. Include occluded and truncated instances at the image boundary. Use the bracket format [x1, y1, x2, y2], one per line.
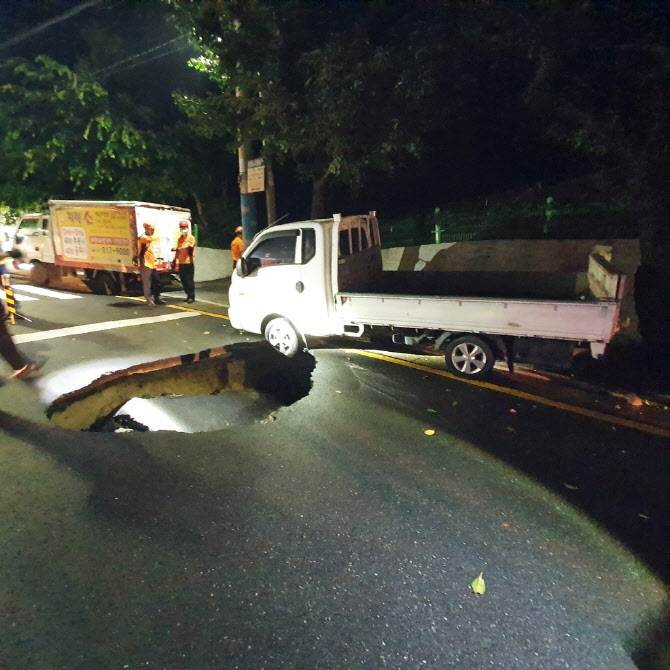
[294, 226, 332, 336]
[236, 229, 302, 334]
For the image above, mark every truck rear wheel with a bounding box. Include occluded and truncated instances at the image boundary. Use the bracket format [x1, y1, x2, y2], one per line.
[445, 335, 495, 378]
[90, 272, 119, 296]
[264, 318, 301, 358]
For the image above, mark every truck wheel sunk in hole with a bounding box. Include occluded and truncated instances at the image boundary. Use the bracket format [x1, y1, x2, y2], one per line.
[264, 317, 301, 357]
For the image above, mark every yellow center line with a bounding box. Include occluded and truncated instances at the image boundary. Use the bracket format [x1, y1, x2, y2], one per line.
[115, 295, 230, 320]
[348, 350, 670, 439]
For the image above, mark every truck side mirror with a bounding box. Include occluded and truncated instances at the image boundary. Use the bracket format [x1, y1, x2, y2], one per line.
[246, 257, 261, 275]
[15, 233, 24, 244]
[239, 257, 248, 276]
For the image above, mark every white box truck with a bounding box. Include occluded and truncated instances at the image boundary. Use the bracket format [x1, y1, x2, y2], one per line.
[11, 200, 191, 294]
[229, 213, 625, 378]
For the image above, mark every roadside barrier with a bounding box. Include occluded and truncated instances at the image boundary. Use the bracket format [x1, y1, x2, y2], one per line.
[1, 275, 30, 325]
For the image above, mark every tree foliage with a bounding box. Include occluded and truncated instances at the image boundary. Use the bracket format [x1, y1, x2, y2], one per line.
[522, 1, 670, 268]
[168, 1, 481, 217]
[0, 55, 151, 207]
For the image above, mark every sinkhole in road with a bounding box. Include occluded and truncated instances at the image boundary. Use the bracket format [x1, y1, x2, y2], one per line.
[46, 342, 315, 433]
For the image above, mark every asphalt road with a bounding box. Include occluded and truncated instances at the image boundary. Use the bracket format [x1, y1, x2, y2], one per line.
[0, 282, 667, 670]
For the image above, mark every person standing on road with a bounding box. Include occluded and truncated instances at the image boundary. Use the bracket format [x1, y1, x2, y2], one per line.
[137, 222, 164, 307]
[0, 250, 43, 380]
[231, 225, 244, 272]
[172, 220, 196, 303]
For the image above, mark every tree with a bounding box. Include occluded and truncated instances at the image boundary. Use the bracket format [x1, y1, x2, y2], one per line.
[0, 55, 149, 207]
[522, 1, 670, 358]
[523, 1, 669, 263]
[168, 1, 473, 218]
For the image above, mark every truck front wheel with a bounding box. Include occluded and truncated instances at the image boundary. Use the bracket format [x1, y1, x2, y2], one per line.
[30, 261, 49, 286]
[445, 335, 495, 378]
[264, 318, 301, 358]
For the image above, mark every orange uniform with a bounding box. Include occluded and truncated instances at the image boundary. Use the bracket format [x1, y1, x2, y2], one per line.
[138, 233, 156, 269]
[231, 235, 244, 263]
[174, 233, 196, 265]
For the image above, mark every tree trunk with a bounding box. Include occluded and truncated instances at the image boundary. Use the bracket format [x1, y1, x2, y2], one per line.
[265, 162, 276, 225]
[191, 192, 208, 227]
[310, 170, 329, 219]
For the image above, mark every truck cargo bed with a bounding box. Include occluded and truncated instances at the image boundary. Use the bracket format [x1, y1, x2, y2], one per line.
[359, 271, 588, 301]
[336, 289, 620, 343]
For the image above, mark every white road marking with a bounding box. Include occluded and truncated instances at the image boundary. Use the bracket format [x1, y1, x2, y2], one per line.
[14, 312, 200, 344]
[1, 294, 38, 301]
[10, 285, 82, 299]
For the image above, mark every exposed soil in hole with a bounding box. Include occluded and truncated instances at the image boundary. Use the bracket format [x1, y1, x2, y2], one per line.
[47, 342, 315, 432]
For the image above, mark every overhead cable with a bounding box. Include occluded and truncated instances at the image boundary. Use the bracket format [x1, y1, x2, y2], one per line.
[0, 0, 108, 52]
[95, 42, 193, 79]
[90, 35, 191, 79]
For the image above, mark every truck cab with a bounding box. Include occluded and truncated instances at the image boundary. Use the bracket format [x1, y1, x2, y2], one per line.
[229, 220, 332, 355]
[12, 213, 56, 282]
[229, 213, 381, 355]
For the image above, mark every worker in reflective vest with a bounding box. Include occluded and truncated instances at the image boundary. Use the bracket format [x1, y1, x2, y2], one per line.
[231, 226, 244, 272]
[172, 220, 196, 303]
[137, 222, 164, 307]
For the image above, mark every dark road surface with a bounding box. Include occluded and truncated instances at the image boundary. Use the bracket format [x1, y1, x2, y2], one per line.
[0, 285, 667, 670]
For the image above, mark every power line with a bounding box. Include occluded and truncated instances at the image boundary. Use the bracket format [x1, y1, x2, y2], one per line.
[0, 0, 108, 52]
[90, 34, 191, 79]
[95, 42, 193, 79]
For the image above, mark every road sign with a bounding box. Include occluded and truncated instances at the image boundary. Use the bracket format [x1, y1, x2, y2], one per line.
[247, 162, 265, 193]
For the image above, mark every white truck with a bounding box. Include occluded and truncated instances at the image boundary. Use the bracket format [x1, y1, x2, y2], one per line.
[229, 213, 625, 378]
[11, 200, 191, 294]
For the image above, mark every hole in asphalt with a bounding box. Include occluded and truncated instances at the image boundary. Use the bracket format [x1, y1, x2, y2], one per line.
[46, 342, 315, 433]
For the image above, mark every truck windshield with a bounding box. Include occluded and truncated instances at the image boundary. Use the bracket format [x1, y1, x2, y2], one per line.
[19, 219, 39, 231]
[248, 231, 298, 267]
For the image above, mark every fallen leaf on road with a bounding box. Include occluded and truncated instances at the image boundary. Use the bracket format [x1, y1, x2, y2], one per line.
[427, 408, 436, 413]
[564, 483, 579, 490]
[336, 390, 342, 394]
[502, 523, 510, 528]
[505, 426, 515, 432]
[471, 573, 486, 595]
[203, 331, 210, 335]
[638, 513, 650, 520]
[424, 429, 435, 436]
[509, 409, 517, 413]
[452, 401, 459, 406]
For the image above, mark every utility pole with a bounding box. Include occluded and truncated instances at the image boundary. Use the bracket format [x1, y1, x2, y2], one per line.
[265, 162, 276, 225]
[238, 139, 257, 246]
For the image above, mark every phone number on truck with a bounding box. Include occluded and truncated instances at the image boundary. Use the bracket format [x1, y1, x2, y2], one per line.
[98, 247, 131, 256]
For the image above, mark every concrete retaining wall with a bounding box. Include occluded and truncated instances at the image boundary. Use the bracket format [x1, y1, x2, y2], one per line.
[194, 247, 232, 282]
